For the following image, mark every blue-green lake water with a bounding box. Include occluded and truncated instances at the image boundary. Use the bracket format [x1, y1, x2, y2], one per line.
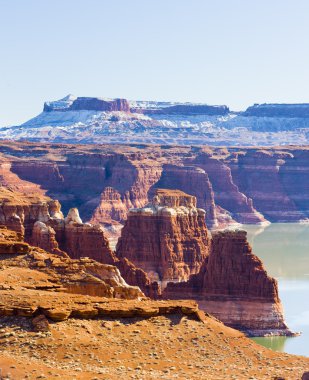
[241, 223, 309, 357]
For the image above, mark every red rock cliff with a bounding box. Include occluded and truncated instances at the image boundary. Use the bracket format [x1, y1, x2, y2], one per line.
[116, 189, 211, 286]
[0, 226, 143, 300]
[0, 187, 156, 297]
[228, 149, 309, 222]
[1, 143, 309, 228]
[149, 164, 217, 228]
[163, 230, 290, 336]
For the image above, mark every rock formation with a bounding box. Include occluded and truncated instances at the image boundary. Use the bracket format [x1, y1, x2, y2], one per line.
[44, 96, 130, 112]
[0, 186, 158, 297]
[163, 230, 290, 336]
[31, 221, 66, 256]
[150, 164, 217, 227]
[90, 187, 128, 224]
[191, 152, 267, 225]
[243, 103, 309, 118]
[228, 149, 309, 222]
[0, 142, 308, 230]
[0, 186, 55, 238]
[116, 189, 210, 286]
[132, 103, 230, 115]
[4, 95, 309, 145]
[0, 225, 143, 299]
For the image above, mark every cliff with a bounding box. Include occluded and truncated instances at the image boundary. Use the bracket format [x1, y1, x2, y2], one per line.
[44, 96, 130, 112]
[243, 103, 309, 118]
[163, 230, 290, 336]
[0, 186, 157, 297]
[228, 149, 309, 222]
[0, 186, 57, 239]
[192, 153, 267, 225]
[150, 164, 217, 227]
[116, 189, 211, 286]
[132, 103, 230, 115]
[0, 142, 308, 231]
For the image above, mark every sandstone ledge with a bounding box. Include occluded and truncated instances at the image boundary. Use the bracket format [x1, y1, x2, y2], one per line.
[0, 289, 209, 323]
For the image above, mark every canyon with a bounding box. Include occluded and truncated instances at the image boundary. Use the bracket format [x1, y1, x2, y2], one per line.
[0, 142, 307, 231]
[0, 172, 291, 336]
[0, 220, 308, 379]
[0, 140, 307, 377]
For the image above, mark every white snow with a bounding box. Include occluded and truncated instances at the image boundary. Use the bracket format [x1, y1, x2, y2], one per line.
[1, 95, 308, 146]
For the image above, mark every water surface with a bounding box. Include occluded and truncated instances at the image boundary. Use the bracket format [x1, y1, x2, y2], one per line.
[242, 223, 309, 357]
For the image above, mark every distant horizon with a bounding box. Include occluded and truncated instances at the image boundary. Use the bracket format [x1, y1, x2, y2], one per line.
[1, 0, 309, 125]
[10, 93, 309, 127]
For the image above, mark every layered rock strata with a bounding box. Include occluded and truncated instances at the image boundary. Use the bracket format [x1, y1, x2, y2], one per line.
[0, 290, 201, 321]
[163, 230, 291, 336]
[228, 149, 309, 222]
[0, 142, 308, 229]
[0, 187, 157, 297]
[0, 227, 143, 299]
[116, 189, 210, 286]
[44, 96, 130, 113]
[0, 186, 57, 239]
[191, 153, 268, 225]
[150, 164, 217, 227]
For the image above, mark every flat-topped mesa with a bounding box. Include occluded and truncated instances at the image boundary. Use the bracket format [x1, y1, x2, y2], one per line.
[130, 102, 230, 116]
[163, 229, 291, 336]
[116, 189, 210, 287]
[151, 188, 198, 209]
[243, 103, 309, 118]
[44, 95, 130, 113]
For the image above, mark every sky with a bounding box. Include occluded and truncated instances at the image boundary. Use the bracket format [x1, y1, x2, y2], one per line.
[1, 0, 309, 125]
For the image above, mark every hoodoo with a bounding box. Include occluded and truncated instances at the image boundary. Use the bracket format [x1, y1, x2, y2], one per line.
[116, 189, 210, 287]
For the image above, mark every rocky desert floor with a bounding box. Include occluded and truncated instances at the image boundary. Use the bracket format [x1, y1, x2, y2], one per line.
[0, 312, 308, 380]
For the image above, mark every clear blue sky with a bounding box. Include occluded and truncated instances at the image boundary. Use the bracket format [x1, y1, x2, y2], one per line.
[1, 0, 309, 125]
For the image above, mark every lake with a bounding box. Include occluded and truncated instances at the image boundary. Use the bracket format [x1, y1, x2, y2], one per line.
[241, 223, 309, 357]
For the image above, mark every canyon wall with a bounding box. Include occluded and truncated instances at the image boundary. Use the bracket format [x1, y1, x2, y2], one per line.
[228, 149, 309, 222]
[163, 230, 290, 336]
[0, 143, 308, 232]
[0, 155, 295, 335]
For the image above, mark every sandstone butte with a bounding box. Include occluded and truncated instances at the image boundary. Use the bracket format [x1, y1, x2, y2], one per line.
[0, 227, 308, 379]
[116, 189, 211, 287]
